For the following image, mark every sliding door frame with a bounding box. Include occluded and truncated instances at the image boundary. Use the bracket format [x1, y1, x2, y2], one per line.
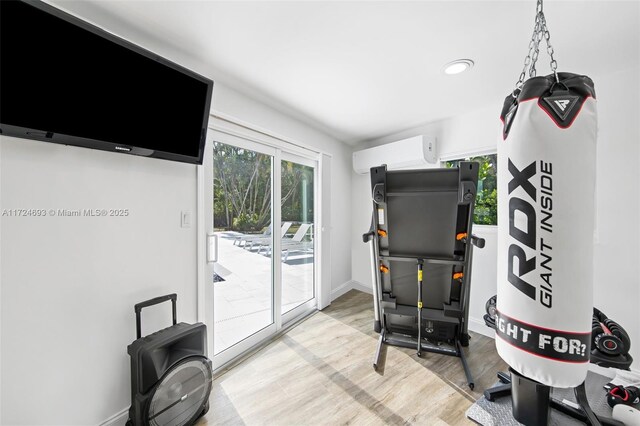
[197, 114, 325, 372]
[280, 151, 319, 325]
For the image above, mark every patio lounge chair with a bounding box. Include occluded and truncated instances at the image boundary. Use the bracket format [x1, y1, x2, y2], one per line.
[258, 223, 313, 259]
[282, 241, 313, 261]
[245, 222, 292, 250]
[233, 224, 271, 246]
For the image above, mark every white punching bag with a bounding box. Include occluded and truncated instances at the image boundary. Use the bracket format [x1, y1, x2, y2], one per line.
[496, 2, 597, 388]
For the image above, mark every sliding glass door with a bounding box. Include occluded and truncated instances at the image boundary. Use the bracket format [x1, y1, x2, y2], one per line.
[280, 154, 316, 320]
[212, 139, 275, 357]
[206, 131, 317, 367]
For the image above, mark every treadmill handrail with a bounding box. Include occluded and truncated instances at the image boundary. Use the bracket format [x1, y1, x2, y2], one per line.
[378, 254, 465, 265]
[362, 214, 376, 243]
[362, 231, 375, 243]
[471, 234, 486, 248]
[386, 189, 458, 196]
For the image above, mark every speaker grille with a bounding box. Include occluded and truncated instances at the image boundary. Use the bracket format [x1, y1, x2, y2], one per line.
[147, 357, 212, 426]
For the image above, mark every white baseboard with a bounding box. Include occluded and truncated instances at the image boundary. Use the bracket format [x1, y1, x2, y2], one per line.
[350, 280, 372, 294]
[468, 316, 494, 339]
[330, 280, 373, 302]
[330, 280, 354, 301]
[99, 407, 128, 426]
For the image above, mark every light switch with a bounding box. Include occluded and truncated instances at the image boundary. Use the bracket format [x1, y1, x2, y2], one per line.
[181, 211, 191, 228]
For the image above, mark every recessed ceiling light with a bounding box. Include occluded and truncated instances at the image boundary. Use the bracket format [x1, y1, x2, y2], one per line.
[443, 59, 474, 75]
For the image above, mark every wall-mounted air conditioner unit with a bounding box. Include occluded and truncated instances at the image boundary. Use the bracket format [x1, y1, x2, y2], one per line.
[352, 135, 437, 174]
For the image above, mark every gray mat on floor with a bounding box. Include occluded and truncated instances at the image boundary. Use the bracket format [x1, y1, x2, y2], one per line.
[466, 371, 614, 425]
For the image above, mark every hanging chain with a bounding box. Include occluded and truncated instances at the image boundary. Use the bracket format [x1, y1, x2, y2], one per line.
[541, 13, 559, 82]
[513, 9, 543, 96]
[528, 15, 544, 79]
[512, 0, 560, 97]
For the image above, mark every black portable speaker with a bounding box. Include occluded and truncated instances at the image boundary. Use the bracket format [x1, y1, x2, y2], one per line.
[126, 294, 212, 426]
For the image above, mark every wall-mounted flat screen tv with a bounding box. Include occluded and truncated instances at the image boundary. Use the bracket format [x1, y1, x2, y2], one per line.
[0, 0, 213, 165]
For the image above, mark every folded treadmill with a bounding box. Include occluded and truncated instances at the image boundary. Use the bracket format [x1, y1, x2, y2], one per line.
[362, 162, 484, 389]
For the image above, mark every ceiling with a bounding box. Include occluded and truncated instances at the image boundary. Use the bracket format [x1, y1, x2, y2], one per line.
[50, 1, 639, 144]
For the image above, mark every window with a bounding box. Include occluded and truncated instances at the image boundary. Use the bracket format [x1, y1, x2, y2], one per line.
[444, 154, 497, 225]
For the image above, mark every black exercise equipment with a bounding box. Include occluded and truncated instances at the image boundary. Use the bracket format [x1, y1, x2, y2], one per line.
[127, 294, 212, 426]
[483, 371, 624, 426]
[607, 386, 640, 408]
[363, 162, 485, 390]
[592, 308, 633, 369]
[483, 295, 497, 329]
[484, 301, 633, 425]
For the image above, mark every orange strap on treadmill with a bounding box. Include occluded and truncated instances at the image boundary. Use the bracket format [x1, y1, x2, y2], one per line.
[380, 265, 389, 273]
[377, 229, 387, 237]
[453, 272, 464, 280]
[456, 232, 468, 241]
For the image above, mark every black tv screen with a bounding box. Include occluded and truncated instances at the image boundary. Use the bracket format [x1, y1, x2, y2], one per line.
[0, 0, 213, 164]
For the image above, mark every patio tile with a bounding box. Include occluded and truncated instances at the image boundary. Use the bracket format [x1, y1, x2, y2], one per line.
[213, 232, 315, 354]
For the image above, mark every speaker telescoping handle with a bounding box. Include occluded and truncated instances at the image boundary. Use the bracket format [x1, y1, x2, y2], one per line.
[134, 293, 178, 339]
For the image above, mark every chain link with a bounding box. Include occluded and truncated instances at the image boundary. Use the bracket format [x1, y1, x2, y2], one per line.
[512, 0, 560, 97]
[541, 14, 559, 82]
[529, 19, 543, 78]
[513, 10, 542, 96]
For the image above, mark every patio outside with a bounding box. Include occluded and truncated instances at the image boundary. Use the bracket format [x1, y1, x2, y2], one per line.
[213, 142, 315, 355]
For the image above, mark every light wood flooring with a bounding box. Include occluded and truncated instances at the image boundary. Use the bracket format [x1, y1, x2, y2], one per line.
[199, 290, 507, 425]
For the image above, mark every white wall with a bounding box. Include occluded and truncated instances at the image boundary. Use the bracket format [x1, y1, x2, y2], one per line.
[0, 81, 351, 425]
[591, 67, 640, 366]
[212, 84, 353, 293]
[0, 137, 199, 425]
[351, 67, 640, 357]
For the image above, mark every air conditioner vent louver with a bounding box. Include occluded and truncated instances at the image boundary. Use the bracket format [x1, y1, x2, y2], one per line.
[352, 135, 437, 175]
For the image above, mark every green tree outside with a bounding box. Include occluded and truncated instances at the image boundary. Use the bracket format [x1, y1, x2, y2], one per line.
[213, 142, 314, 233]
[445, 154, 497, 225]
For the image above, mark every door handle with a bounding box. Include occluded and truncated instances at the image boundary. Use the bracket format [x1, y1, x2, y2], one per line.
[207, 233, 218, 263]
